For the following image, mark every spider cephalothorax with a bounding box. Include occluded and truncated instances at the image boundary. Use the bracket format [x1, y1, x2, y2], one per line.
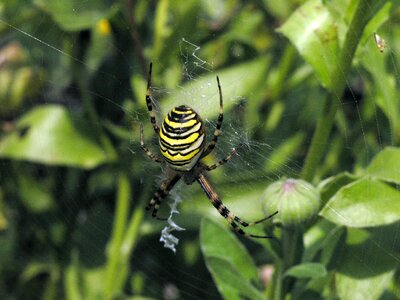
[140, 63, 277, 238]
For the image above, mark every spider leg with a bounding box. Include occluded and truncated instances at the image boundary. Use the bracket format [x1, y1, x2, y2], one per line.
[201, 76, 223, 158]
[146, 62, 160, 135]
[146, 173, 182, 219]
[140, 123, 163, 163]
[206, 144, 243, 171]
[196, 173, 276, 238]
[234, 210, 278, 227]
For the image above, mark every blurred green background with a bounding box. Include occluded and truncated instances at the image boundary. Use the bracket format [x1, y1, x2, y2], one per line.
[1, 0, 400, 299]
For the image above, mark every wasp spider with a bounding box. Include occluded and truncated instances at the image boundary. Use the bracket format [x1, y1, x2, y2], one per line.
[141, 63, 277, 238]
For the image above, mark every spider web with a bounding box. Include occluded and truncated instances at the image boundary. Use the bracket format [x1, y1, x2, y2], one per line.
[0, 2, 399, 299]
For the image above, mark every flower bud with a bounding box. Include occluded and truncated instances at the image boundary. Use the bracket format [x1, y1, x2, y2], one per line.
[261, 179, 320, 228]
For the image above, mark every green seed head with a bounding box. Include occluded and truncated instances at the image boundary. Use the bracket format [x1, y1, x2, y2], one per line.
[261, 179, 320, 228]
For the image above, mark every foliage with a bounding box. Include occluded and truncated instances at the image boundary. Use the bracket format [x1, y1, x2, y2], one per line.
[0, 0, 400, 299]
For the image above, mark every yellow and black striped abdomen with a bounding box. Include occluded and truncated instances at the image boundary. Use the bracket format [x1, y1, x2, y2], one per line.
[159, 105, 205, 171]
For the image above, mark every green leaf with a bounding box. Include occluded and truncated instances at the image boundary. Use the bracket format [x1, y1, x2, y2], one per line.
[21, 262, 52, 283]
[362, 36, 399, 138]
[278, 0, 339, 90]
[161, 56, 270, 119]
[34, 0, 117, 31]
[285, 263, 327, 279]
[337, 270, 394, 300]
[200, 217, 259, 283]
[320, 177, 400, 228]
[18, 174, 54, 213]
[303, 219, 344, 263]
[335, 229, 397, 300]
[366, 147, 400, 184]
[0, 105, 116, 169]
[318, 172, 359, 207]
[204, 257, 265, 300]
[200, 217, 266, 300]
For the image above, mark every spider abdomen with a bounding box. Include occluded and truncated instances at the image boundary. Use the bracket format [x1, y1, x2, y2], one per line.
[159, 105, 205, 171]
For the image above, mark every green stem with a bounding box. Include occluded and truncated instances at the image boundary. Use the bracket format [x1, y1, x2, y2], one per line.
[258, 45, 297, 133]
[281, 228, 303, 299]
[104, 173, 131, 298]
[121, 207, 145, 258]
[42, 265, 60, 300]
[269, 260, 283, 300]
[301, 0, 385, 181]
[270, 45, 297, 100]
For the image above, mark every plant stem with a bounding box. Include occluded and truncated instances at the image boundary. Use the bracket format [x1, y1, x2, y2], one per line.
[281, 227, 303, 299]
[300, 0, 386, 181]
[104, 173, 131, 298]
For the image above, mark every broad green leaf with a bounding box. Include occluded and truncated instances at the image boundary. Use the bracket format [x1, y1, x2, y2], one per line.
[303, 219, 344, 263]
[34, 0, 117, 31]
[201, 218, 266, 299]
[336, 267, 394, 300]
[0, 105, 116, 169]
[285, 263, 327, 279]
[278, 0, 339, 90]
[336, 230, 397, 300]
[204, 256, 265, 300]
[366, 147, 400, 184]
[200, 217, 258, 283]
[318, 172, 359, 207]
[320, 177, 400, 227]
[161, 56, 270, 119]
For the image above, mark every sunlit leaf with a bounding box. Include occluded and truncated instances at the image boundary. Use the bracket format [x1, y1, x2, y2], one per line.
[366, 147, 400, 184]
[320, 177, 400, 227]
[204, 257, 265, 300]
[0, 105, 116, 169]
[318, 172, 359, 207]
[336, 230, 397, 300]
[278, 0, 339, 90]
[34, 0, 117, 31]
[200, 217, 268, 299]
[161, 56, 270, 119]
[200, 217, 259, 283]
[285, 263, 327, 279]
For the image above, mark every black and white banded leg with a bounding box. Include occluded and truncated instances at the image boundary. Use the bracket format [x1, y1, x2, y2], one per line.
[146, 174, 182, 219]
[140, 123, 163, 163]
[197, 173, 277, 238]
[202, 76, 224, 158]
[146, 63, 160, 135]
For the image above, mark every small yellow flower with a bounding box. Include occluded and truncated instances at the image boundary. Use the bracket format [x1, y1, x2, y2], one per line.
[97, 19, 111, 36]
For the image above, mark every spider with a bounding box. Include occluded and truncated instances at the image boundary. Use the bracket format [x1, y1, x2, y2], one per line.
[140, 63, 278, 238]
